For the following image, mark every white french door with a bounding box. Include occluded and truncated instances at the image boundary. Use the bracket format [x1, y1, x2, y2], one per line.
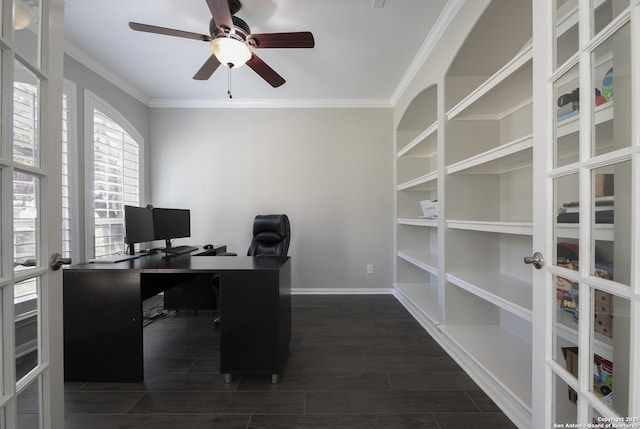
[0, 0, 64, 428]
[533, 0, 639, 427]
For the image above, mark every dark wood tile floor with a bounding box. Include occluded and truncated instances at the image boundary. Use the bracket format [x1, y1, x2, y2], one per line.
[64, 294, 517, 428]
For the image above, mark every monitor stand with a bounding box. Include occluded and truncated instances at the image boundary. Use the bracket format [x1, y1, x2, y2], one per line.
[127, 243, 135, 255]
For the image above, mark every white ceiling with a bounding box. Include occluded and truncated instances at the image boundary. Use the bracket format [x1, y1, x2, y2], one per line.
[63, 0, 450, 105]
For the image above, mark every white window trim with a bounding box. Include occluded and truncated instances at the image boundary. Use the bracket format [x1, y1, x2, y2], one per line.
[62, 79, 80, 261]
[83, 90, 145, 260]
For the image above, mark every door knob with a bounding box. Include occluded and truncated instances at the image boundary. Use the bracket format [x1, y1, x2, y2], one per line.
[523, 252, 544, 269]
[50, 253, 72, 271]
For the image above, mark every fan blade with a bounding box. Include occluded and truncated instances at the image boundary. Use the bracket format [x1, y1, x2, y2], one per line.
[193, 54, 221, 80]
[129, 22, 211, 42]
[246, 53, 285, 88]
[207, 0, 234, 31]
[249, 32, 315, 49]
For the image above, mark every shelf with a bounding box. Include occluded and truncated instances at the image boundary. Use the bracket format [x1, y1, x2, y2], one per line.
[554, 309, 613, 361]
[447, 220, 533, 236]
[556, 0, 608, 37]
[447, 134, 533, 175]
[447, 272, 532, 321]
[397, 121, 438, 158]
[397, 250, 437, 275]
[397, 171, 437, 191]
[439, 324, 532, 411]
[398, 218, 438, 228]
[556, 223, 614, 241]
[555, 0, 579, 37]
[447, 43, 533, 120]
[556, 101, 613, 138]
[394, 282, 439, 324]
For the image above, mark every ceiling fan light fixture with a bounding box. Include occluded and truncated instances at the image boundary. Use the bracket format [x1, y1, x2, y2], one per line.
[210, 37, 251, 68]
[14, 0, 38, 30]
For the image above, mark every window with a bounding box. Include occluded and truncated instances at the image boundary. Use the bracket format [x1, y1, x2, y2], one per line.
[86, 92, 143, 258]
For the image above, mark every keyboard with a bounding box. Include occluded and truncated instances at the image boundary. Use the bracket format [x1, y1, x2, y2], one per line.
[90, 254, 140, 263]
[163, 245, 198, 255]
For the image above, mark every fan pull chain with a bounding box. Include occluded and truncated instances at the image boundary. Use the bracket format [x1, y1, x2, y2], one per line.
[227, 65, 233, 99]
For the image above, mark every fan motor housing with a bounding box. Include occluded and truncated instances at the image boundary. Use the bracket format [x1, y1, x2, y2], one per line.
[210, 15, 250, 41]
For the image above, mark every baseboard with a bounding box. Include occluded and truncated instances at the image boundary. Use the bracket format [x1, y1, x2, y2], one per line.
[292, 288, 394, 295]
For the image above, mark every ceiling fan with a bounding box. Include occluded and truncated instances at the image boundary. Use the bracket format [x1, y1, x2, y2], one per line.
[129, 0, 315, 91]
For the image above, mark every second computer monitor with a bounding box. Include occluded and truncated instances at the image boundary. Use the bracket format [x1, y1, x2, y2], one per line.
[153, 208, 191, 242]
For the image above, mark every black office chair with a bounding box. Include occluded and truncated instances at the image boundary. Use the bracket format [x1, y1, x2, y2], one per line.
[214, 214, 290, 326]
[219, 214, 291, 257]
[248, 214, 291, 257]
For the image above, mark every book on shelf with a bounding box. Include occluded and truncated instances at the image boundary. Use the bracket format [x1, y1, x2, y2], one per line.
[556, 109, 579, 122]
[557, 196, 614, 223]
[557, 210, 614, 224]
[562, 347, 613, 409]
[557, 101, 579, 118]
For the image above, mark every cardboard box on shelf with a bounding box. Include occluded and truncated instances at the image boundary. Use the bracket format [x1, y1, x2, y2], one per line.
[562, 347, 579, 404]
[561, 347, 613, 406]
[594, 290, 613, 338]
[595, 173, 614, 197]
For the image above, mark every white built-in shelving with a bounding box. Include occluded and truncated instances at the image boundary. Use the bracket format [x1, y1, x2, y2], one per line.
[446, 272, 532, 321]
[395, 84, 440, 325]
[439, 324, 532, 411]
[394, 0, 536, 423]
[441, 0, 534, 426]
[393, 0, 639, 427]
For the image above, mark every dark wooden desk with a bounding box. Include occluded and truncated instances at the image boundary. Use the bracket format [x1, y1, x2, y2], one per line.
[63, 248, 291, 383]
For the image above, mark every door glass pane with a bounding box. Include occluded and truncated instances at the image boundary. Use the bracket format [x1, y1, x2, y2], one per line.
[0, 52, 3, 151]
[554, 64, 580, 167]
[555, 0, 579, 68]
[555, 371, 578, 424]
[553, 274, 579, 368]
[15, 278, 38, 382]
[13, 172, 39, 270]
[591, 162, 629, 286]
[590, 406, 608, 428]
[0, 171, 3, 277]
[13, 61, 40, 167]
[592, 22, 631, 157]
[0, 291, 3, 392]
[13, 0, 41, 67]
[591, 292, 630, 417]
[594, 0, 630, 36]
[17, 378, 40, 428]
[555, 173, 580, 251]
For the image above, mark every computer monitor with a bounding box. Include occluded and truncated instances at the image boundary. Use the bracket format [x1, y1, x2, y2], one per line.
[152, 207, 191, 248]
[124, 205, 155, 245]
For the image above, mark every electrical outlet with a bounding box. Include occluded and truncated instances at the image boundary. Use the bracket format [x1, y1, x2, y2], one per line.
[366, 264, 374, 274]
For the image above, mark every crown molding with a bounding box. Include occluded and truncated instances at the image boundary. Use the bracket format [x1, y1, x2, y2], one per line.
[149, 98, 392, 109]
[64, 41, 151, 106]
[390, 0, 465, 107]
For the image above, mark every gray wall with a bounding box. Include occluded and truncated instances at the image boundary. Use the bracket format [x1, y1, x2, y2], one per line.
[64, 53, 395, 292]
[150, 107, 394, 291]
